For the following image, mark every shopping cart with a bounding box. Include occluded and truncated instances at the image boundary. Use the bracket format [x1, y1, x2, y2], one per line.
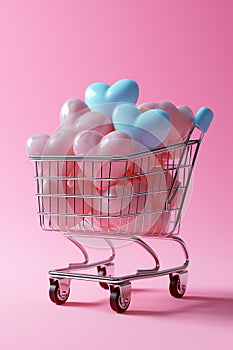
[30, 107, 213, 313]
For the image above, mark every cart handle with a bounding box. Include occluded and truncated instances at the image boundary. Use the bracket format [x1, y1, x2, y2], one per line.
[192, 107, 214, 133]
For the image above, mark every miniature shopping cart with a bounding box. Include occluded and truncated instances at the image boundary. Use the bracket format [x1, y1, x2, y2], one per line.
[30, 107, 213, 313]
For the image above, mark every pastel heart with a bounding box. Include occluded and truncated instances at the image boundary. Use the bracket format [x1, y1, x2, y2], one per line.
[60, 98, 89, 125]
[42, 179, 77, 231]
[64, 162, 96, 220]
[42, 170, 92, 232]
[44, 127, 76, 156]
[176, 105, 193, 139]
[74, 111, 113, 135]
[93, 160, 168, 234]
[144, 163, 172, 235]
[72, 130, 133, 158]
[138, 101, 193, 143]
[72, 130, 134, 191]
[26, 133, 50, 155]
[112, 104, 171, 149]
[97, 130, 133, 157]
[73, 129, 103, 157]
[148, 211, 171, 235]
[95, 130, 135, 190]
[42, 127, 77, 178]
[90, 102, 127, 119]
[93, 176, 148, 230]
[84, 79, 139, 109]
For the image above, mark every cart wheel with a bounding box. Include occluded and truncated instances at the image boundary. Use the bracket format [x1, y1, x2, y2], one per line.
[169, 274, 186, 298]
[49, 281, 70, 305]
[97, 266, 109, 290]
[110, 287, 130, 313]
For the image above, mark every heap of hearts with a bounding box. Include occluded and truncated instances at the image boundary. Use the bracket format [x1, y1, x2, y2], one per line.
[26, 79, 206, 235]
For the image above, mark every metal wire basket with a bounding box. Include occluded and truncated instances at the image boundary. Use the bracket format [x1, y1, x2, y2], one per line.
[32, 139, 198, 238]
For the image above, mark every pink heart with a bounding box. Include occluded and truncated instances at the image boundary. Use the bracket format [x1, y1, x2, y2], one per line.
[91, 159, 169, 234]
[93, 176, 147, 230]
[42, 127, 77, 179]
[138, 101, 193, 144]
[73, 130, 134, 191]
[44, 127, 76, 156]
[26, 133, 50, 156]
[73, 129, 103, 157]
[74, 111, 113, 135]
[42, 177, 90, 232]
[64, 162, 97, 223]
[60, 98, 89, 125]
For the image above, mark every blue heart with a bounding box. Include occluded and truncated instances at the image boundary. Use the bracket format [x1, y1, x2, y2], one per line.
[84, 79, 139, 108]
[112, 104, 171, 149]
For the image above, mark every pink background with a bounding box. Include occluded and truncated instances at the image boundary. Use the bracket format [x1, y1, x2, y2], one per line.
[1, 0, 233, 348]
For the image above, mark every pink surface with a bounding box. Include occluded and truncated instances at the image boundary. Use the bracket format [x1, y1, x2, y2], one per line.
[1, 0, 233, 349]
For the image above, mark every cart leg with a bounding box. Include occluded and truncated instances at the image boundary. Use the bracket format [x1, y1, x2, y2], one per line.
[109, 283, 131, 313]
[67, 237, 116, 269]
[97, 263, 114, 290]
[168, 236, 189, 268]
[166, 236, 189, 298]
[169, 270, 188, 298]
[66, 236, 89, 267]
[49, 278, 71, 305]
[131, 236, 160, 274]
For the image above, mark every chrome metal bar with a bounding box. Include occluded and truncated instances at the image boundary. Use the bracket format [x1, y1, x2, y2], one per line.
[48, 264, 187, 284]
[30, 141, 188, 162]
[173, 133, 204, 228]
[67, 236, 89, 266]
[51, 237, 116, 272]
[130, 236, 160, 273]
[165, 125, 196, 211]
[167, 236, 189, 265]
[165, 145, 188, 211]
[49, 235, 189, 284]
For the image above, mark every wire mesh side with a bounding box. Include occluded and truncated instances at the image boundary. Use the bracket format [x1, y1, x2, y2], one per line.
[33, 140, 199, 237]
